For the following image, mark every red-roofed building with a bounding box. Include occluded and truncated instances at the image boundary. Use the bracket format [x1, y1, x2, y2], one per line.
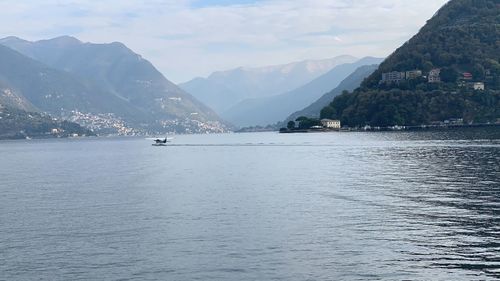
[462, 72, 473, 80]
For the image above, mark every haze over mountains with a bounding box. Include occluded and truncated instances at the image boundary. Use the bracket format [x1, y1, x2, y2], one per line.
[180, 55, 357, 114]
[0, 35, 383, 134]
[284, 64, 380, 123]
[0, 36, 227, 134]
[217, 57, 383, 127]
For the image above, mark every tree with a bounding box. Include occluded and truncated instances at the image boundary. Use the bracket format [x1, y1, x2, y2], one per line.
[441, 67, 458, 83]
[287, 121, 296, 130]
[295, 116, 322, 129]
[320, 106, 336, 119]
[471, 63, 485, 80]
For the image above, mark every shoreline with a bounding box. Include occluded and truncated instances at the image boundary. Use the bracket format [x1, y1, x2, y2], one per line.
[2, 123, 499, 140]
[279, 123, 500, 133]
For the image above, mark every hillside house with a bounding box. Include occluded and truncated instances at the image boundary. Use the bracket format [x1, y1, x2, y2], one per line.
[381, 71, 405, 83]
[462, 72, 473, 80]
[405, 70, 422, 79]
[428, 68, 441, 83]
[473, 82, 485, 90]
[380, 69, 423, 84]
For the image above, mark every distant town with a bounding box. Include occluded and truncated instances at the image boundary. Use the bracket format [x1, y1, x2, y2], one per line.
[66, 110, 228, 136]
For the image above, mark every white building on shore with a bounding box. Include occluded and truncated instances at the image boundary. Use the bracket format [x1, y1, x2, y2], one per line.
[321, 119, 341, 129]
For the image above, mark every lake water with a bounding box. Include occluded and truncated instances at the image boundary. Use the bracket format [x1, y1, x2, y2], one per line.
[1, 128, 499, 280]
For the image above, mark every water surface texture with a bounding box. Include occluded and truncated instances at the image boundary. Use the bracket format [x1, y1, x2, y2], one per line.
[1, 129, 499, 280]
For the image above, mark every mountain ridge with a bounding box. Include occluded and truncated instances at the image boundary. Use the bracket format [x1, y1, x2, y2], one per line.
[222, 57, 384, 127]
[206, 55, 358, 79]
[179, 55, 358, 113]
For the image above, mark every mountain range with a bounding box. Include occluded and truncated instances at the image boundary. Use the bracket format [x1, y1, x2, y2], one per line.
[221, 57, 383, 127]
[179, 55, 358, 114]
[0, 36, 227, 134]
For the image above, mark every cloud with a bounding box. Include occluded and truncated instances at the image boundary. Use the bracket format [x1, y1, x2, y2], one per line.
[0, 0, 449, 82]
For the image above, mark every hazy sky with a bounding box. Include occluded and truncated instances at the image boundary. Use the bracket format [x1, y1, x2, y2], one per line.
[0, 0, 449, 83]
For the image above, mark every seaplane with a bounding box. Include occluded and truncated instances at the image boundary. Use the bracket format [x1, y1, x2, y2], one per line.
[148, 137, 173, 146]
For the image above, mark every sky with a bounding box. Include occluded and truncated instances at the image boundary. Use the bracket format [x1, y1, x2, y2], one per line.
[0, 0, 449, 83]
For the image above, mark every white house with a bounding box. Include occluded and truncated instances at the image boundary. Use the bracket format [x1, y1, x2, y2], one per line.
[321, 119, 341, 129]
[473, 82, 485, 91]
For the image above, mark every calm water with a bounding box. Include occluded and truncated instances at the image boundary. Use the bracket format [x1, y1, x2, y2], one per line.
[1, 129, 499, 280]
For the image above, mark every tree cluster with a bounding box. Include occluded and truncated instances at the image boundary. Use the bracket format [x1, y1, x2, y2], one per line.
[321, 89, 500, 127]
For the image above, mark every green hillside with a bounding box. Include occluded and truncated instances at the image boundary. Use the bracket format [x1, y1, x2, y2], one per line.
[321, 0, 500, 127]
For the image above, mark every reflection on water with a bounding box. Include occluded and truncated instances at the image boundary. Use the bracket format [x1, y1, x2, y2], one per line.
[392, 145, 500, 277]
[0, 127, 499, 280]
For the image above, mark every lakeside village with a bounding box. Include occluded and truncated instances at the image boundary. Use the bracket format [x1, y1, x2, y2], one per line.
[65, 110, 227, 136]
[280, 68, 499, 133]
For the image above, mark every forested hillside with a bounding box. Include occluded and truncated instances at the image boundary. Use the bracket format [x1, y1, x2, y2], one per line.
[321, 0, 500, 127]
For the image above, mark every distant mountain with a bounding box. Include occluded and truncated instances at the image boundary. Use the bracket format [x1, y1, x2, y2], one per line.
[179, 55, 358, 113]
[221, 57, 384, 127]
[284, 64, 379, 122]
[0, 103, 93, 140]
[179, 77, 241, 113]
[320, 0, 500, 127]
[0, 36, 227, 134]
